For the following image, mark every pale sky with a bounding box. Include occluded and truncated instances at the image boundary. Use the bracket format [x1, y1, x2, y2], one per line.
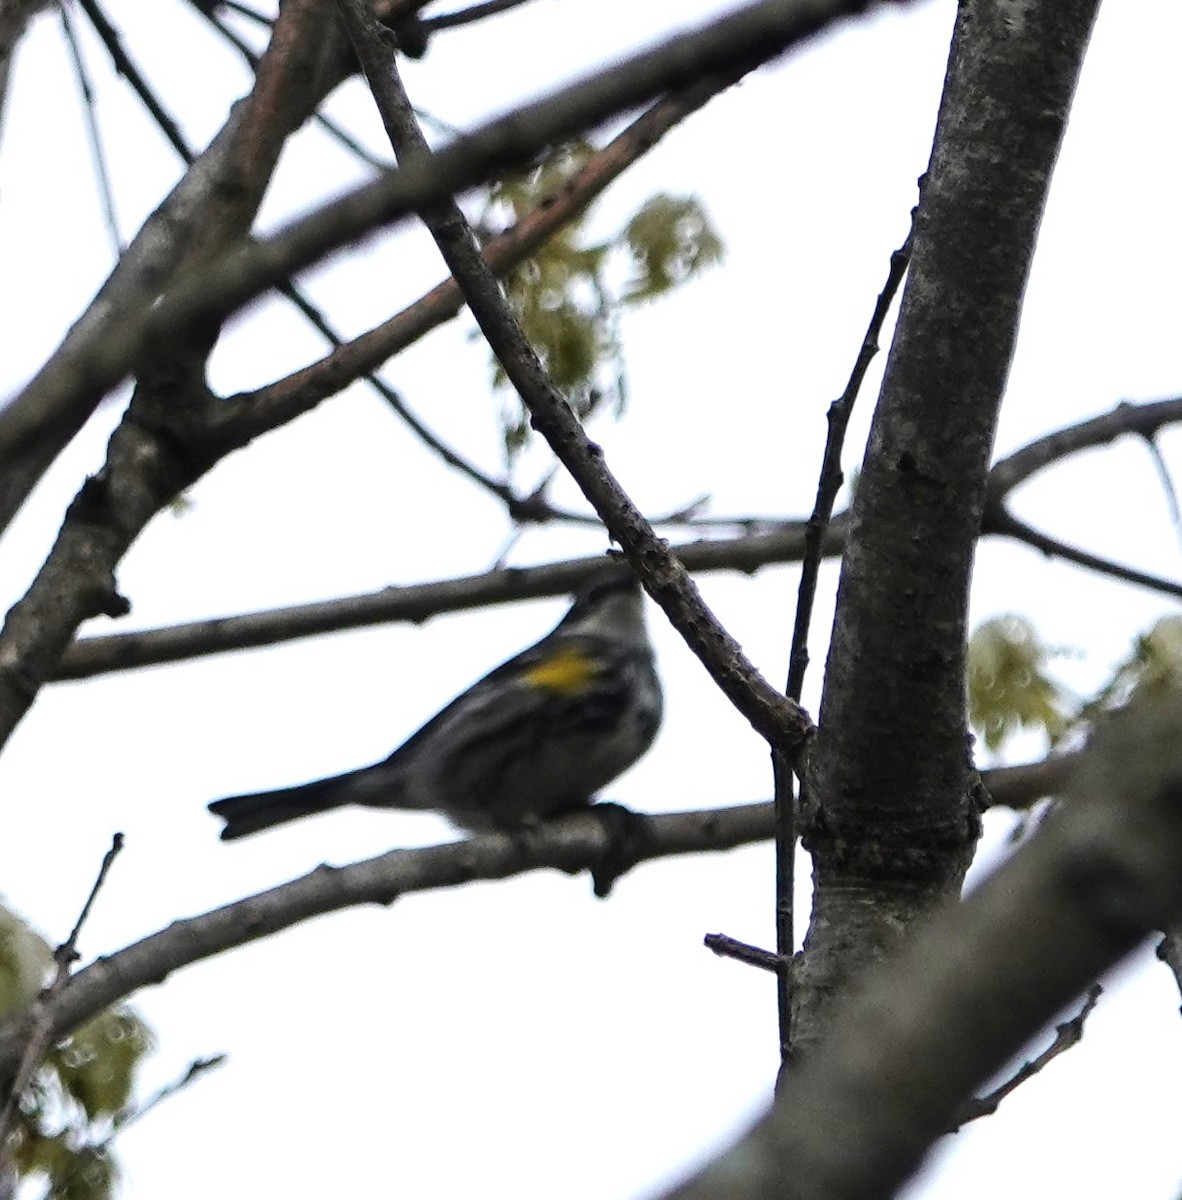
[2, 2, 1182, 1197]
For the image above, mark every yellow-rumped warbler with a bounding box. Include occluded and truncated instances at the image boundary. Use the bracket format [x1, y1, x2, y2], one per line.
[209, 574, 662, 840]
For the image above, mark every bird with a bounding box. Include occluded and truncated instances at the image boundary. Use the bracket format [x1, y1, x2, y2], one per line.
[208, 573, 662, 841]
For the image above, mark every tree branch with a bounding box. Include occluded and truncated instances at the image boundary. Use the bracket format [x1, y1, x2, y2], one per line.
[987, 395, 1182, 499]
[47, 384, 1182, 682]
[0, 0, 923, 519]
[978, 750, 1078, 810]
[0, 802, 772, 1078]
[81, 0, 533, 517]
[986, 507, 1182, 601]
[982, 395, 1182, 600]
[0, 738, 1093, 1077]
[52, 522, 829, 681]
[704, 933, 781, 973]
[953, 983, 1102, 1127]
[0, 106, 242, 535]
[222, 72, 750, 484]
[0, 0, 352, 536]
[0, 0, 341, 752]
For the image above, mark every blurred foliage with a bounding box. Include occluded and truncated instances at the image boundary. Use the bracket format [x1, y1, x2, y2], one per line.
[0, 906, 52, 1016]
[1079, 614, 1182, 720]
[477, 141, 723, 461]
[620, 195, 724, 303]
[967, 616, 1069, 752]
[969, 613, 1182, 762]
[0, 904, 153, 1200]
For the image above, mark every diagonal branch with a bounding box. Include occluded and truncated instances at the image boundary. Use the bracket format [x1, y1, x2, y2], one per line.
[953, 983, 1102, 1127]
[986, 507, 1182, 601]
[335, 0, 812, 756]
[225, 76, 738, 441]
[0, 0, 350, 536]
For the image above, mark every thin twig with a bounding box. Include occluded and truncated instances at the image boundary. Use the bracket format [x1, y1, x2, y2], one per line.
[422, 0, 537, 32]
[58, 0, 121, 256]
[785, 226, 913, 705]
[986, 505, 1182, 601]
[704, 933, 781, 973]
[66, 837, 124, 946]
[77, 0, 189, 158]
[773, 225, 914, 1062]
[1140, 431, 1182, 561]
[953, 983, 1102, 1127]
[272, 276, 521, 506]
[46, 1051, 227, 1197]
[0, 834, 125, 1144]
[110, 1054, 226, 1137]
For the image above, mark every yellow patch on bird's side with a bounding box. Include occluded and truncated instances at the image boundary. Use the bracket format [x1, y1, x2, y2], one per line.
[523, 646, 597, 695]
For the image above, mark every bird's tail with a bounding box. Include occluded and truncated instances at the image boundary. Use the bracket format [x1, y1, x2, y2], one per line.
[209, 778, 357, 841]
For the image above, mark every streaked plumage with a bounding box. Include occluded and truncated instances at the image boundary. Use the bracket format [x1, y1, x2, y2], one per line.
[209, 575, 662, 840]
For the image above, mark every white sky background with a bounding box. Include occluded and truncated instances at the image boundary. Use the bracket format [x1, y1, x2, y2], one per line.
[1, 0, 1182, 1197]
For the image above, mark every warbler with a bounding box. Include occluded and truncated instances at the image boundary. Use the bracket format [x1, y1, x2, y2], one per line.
[209, 574, 662, 840]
